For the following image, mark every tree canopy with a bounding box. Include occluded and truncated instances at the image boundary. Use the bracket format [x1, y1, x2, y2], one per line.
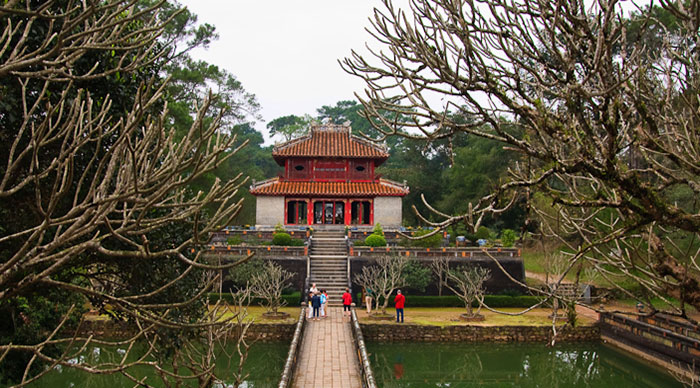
[341, 0, 700, 316]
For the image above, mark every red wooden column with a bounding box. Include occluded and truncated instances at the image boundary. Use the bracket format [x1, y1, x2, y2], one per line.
[345, 199, 351, 225]
[307, 199, 314, 226]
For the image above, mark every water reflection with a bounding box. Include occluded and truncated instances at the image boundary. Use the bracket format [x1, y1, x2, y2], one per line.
[368, 342, 683, 387]
[26, 342, 287, 388]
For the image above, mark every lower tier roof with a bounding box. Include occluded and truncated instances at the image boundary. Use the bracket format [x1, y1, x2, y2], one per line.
[249, 178, 409, 197]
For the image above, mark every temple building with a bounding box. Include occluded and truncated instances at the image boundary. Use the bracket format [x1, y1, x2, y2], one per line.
[250, 123, 409, 228]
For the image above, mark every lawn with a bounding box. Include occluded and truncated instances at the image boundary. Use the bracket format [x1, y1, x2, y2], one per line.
[355, 307, 596, 327]
[211, 305, 300, 324]
[85, 306, 302, 324]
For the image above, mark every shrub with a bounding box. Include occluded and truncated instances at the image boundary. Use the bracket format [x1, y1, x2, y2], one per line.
[372, 223, 384, 236]
[272, 232, 292, 246]
[353, 240, 367, 246]
[274, 223, 285, 233]
[500, 229, 517, 247]
[365, 234, 387, 247]
[475, 226, 491, 240]
[289, 238, 305, 246]
[226, 236, 243, 246]
[411, 228, 442, 248]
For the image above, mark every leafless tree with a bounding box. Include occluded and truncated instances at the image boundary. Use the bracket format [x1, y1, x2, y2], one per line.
[431, 258, 448, 297]
[433, 258, 490, 318]
[214, 288, 256, 388]
[343, 0, 700, 317]
[0, 1, 254, 385]
[248, 261, 294, 316]
[354, 255, 408, 315]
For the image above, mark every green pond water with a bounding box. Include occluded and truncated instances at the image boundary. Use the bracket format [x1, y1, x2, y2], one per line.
[367, 342, 683, 387]
[22, 342, 288, 388]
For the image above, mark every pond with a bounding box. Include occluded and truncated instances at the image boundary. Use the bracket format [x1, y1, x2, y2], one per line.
[367, 342, 683, 387]
[24, 341, 288, 388]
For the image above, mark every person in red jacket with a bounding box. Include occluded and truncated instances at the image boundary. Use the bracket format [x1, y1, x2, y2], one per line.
[342, 287, 353, 318]
[394, 290, 405, 323]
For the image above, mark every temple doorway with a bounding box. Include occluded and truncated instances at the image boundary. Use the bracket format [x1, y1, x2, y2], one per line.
[313, 201, 345, 224]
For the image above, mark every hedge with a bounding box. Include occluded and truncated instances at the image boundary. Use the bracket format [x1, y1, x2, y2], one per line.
[354, 293, 543, 308]
[208, 292, 302, 307]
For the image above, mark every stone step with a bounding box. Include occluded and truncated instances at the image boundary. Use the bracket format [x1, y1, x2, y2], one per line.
[311, 246, 346, 250]
[311, 250, 347, 255]
[310, 258, 347, 263]
[310, 275, 347, 281]
[309, 255, 347, 259]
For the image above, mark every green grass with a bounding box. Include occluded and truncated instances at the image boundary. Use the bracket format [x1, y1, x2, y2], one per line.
[357, 307, 595, 327]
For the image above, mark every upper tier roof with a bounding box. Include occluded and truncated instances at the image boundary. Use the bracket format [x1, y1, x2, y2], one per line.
[272, 123, 389, 164]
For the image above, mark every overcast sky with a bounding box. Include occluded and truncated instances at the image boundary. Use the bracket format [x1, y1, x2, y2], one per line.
[179, 1, 381, 142]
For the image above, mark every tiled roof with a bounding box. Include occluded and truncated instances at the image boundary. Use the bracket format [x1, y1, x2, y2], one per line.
[272, 124, 389, 161]
[250, 178, 409, 197]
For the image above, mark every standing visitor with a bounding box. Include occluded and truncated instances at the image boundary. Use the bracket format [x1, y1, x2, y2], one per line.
[320, 289, 327, 318]
[364, 287, 374, 314]
[342, 288, 353, 318]
[394, 290, 405, 323]
[311, 292, 321, 321]
[307, 292, 314, 320]
[310, 283, 318, 294]
[322, 289, 329, 318]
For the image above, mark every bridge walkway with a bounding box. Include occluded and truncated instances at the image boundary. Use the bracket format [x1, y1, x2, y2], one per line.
[292, 308, 362, 388]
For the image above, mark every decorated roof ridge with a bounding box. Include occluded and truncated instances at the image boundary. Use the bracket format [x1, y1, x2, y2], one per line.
[271, 122, 389, 159]
[248, 177, 409, 197]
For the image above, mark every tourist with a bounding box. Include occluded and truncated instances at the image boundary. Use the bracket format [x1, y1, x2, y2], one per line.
[342, 288, 353, 318]
[311, 291, 322, 321]
[364, 287, 374, 314]
[394, 290, 405, 323]
[310, 283, 318, 294]
[307, 292, 314, 320]
[320, 289, 327, 318]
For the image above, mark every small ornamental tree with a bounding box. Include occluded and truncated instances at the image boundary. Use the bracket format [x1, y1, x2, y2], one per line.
[248, 262, 294, 315]
[434, 258, 491, 319]
[500, 229, 517, 248]
[272, 233, 293, 246]
[365, 234, 387, 247]
[372, 223, 385, 236]
[354, 256, 408, 315]
[411, 228, 443, 248]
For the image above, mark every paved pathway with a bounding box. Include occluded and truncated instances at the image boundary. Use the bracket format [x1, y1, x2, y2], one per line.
[293, 308, 362, 388]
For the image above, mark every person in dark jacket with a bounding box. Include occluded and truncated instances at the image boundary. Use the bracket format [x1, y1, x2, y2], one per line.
[394, 290, 405, 323]
[311, 292, 322, 321]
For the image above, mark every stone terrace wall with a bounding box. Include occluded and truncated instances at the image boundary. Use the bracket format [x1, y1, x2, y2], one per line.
[350, 255, 526, 294]
[359, 323, 599, 343]
[600, 312, 700, 371]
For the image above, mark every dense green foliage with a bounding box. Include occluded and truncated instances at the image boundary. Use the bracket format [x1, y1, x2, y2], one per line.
[225, 259, 264, 290]
[408, 229, 443, 248]
[500, 229, 517, 248]
[272, 233, 292, 246]
[475, 226, 492, 240]
[372, 223, 385, 236]
[365, 234, 388, 247]
[227, 236, 243, 246]
[401, 260, 433, 293]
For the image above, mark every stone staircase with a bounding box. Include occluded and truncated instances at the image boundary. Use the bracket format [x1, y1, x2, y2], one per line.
[309, 229, 348, 306]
